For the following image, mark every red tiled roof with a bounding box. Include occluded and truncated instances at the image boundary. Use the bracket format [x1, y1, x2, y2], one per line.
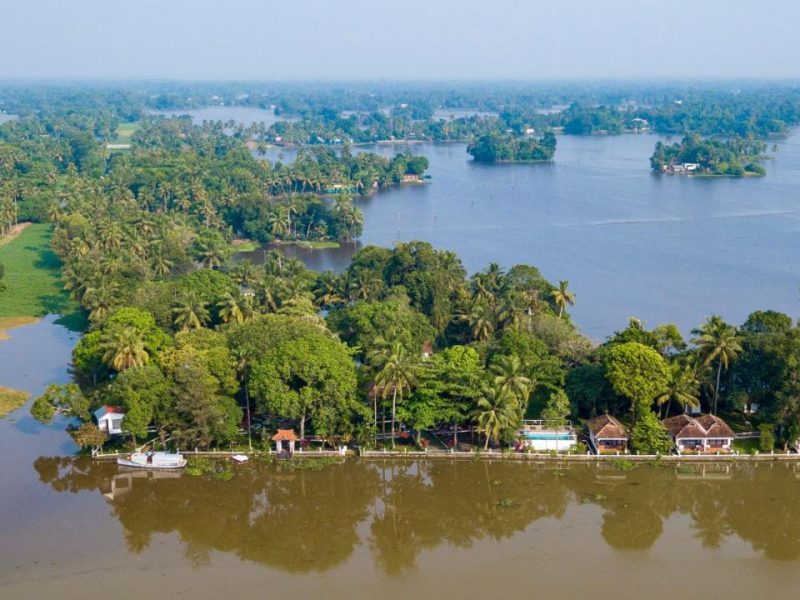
[586, 414, 628, 439]
[663, 414, 734, 439]
[272, 429, 299, 442]
[99, 405, 124, 415]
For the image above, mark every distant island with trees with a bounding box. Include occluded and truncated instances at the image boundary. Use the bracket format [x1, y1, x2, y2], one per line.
[650, 134, 767, 177]
[467, 131, 557, 163]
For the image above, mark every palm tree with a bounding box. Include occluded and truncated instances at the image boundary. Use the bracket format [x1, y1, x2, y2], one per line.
[256, 274, 282, 313]
[172, 293, 210, 331]
[373, 342, 418, 449]
[83, 283, 119, 323]
[198, 243, 225, 270]
[473, 385, 517, 450]
[151, 253, 174, 277]
[459, 302, 495, 342]
[313, 271, 343, 307]
[490, 354, 532, 410]
[551, 280, 576, 318]
[217, 291, 252, 325]
[101, 327, 149, 371]
[654, 362, 701, 417]
[231, 346, 255, 452]
[692, 315, 742, 414]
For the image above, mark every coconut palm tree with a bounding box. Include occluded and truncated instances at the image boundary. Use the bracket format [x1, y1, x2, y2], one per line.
[654, 362, 701, 417]
[101, 327, 149, 371]
[172, 293, 210, 331]
[231, 345, 255, 451]
[83, 283, 119, 323]
[256, 274, 282, 313]
[217, 291, 252, 325]
[692, 315, 742, 414]
[313, 271, 343, 307]
[551, 280, 576, 318]
[490, 354, 532, 409]
[473, 385, 517, 450]
[373, 342, 418, 448]
[459, 302, 495, 342]
[151, 252, 174, 277]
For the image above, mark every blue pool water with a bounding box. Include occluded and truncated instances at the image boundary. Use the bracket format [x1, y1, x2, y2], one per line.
[521, 433, 574, 441]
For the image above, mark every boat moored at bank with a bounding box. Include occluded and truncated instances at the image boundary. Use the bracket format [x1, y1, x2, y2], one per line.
[117, 451, 187, 470]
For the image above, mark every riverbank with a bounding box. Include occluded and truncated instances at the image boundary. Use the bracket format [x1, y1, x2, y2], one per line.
[0, 385, 28, 418]
[271, 239, 341, 250]
[90, 447, 800, 463]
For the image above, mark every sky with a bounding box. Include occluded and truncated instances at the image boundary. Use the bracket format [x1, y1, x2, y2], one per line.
[0, 0, 798, 80]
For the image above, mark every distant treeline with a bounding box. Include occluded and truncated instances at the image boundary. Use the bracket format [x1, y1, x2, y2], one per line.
[2, 82, 800, 145]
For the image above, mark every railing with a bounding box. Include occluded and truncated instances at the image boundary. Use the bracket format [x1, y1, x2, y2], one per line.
[519, 419, 574, 432]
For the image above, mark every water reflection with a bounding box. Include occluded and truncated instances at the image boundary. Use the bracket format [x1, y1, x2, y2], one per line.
[32, 458, 800, 572]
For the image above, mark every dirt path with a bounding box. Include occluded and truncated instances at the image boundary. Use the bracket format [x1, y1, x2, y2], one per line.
[0, 222, 32, 248]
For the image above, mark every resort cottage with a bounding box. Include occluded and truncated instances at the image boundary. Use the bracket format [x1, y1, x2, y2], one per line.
[586, 414, 629, 455]
[516, 420, 577, 453]
[94, 405, 126, 435]
[663, 414, 735, 454]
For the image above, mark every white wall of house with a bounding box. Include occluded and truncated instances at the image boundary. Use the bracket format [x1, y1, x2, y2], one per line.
[98, 414, 124, 435]
[520, 437, 577, 452]
[677, 437, 732, 452]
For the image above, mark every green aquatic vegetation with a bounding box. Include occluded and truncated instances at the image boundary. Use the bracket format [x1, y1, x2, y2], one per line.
[609, 458, 636, 472]
[281, 457, 342, 471]
[186, 457, 235, 480]
[580, 493, 608, 504]
[496, 497, 517, 508]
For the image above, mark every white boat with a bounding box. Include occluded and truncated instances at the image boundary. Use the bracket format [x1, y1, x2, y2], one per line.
[117, 451, 187, 470]
[231, 454, 249, 463]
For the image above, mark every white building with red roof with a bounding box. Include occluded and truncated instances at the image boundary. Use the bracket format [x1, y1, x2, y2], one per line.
[94, 405, 126, 435]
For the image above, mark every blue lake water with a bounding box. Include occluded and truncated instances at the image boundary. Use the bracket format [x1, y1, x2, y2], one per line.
[261, 133, 800, 338]
[152, 106, 290, 127]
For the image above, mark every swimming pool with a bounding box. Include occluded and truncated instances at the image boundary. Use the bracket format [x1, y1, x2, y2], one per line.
[520, 433, 575, 441]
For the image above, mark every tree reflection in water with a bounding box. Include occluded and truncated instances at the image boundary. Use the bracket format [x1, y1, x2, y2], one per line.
[32, 457, 800, 571]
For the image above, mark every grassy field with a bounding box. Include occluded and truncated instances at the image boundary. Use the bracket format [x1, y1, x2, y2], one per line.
[0, 385, 29, 419]
[294, 240, 340, 250]
[113, 122, 139, 143]
[230, 238, 261, 252]
[732, 438, 760, 454]
[0, 223, 80, 323]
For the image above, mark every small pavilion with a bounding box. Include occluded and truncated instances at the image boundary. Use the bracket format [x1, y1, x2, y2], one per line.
[272, 429, 299, 457]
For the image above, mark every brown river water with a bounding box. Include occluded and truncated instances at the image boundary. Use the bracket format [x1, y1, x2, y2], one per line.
[3, 303, 800, 599]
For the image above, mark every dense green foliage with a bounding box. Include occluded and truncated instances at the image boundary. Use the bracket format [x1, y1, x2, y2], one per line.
[467, 131, 556, 162]
[650, 134, 767, 176]
[9, 83, 800, 453]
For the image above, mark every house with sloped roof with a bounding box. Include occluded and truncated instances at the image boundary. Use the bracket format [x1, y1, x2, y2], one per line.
[586, 414, 629, 454]
[94, 405, 126, 435]
[663, 414, 735, 454]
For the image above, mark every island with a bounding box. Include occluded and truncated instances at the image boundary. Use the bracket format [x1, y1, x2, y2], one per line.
[650, 134, 767, 176]
[466, 131, 556, 162]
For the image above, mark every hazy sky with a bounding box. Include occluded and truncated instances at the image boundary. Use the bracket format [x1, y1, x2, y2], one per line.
[1, 0, 798, 80]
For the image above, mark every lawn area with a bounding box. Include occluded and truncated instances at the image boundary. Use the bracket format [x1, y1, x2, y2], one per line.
[0, 385, 29, 419]
[230, 238, 261, 253]
[732, 438, 760, 454]
[113, 121, 139, 143]
[295, 240, 340, 250]
[0, 223, 80, 322]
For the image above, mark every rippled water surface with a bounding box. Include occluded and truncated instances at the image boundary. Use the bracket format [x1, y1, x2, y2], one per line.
[260, 132, 800, 337]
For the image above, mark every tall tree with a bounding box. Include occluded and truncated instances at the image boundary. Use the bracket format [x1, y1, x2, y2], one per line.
[373, 342, 418, 448]
[692, 315, 742, 414]
[551, 280, 576, 318]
